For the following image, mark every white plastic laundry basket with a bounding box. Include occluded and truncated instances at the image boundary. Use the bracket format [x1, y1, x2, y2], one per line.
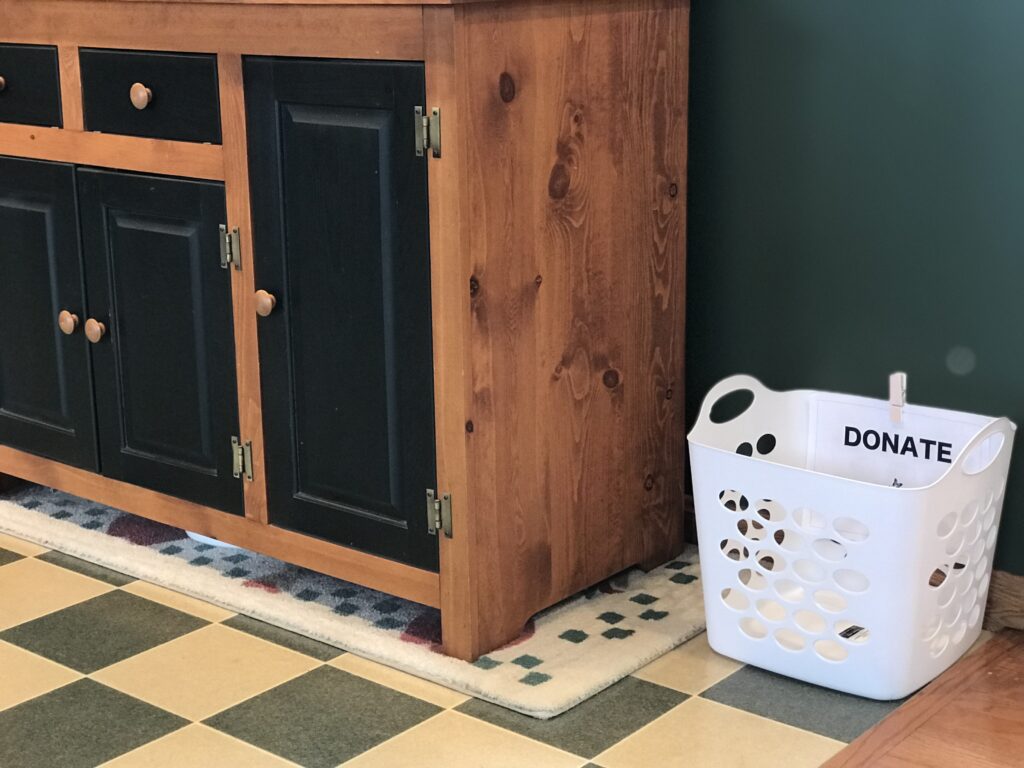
[688, 374, 1016, 699]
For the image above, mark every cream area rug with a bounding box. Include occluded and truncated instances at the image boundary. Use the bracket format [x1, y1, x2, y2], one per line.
[0, 486, 704, 719]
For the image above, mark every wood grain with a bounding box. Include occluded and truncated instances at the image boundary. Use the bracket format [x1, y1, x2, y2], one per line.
[57, 45, 83, 131]
[441, 0, 690, 657]
[0, 446, 440, 607]
[985, 569, 1024, 632]
[0, 1, 423, 59]
[0, 123, 223, 178]
[217, 54, 269, 526]
[824, 631, 1024, 767]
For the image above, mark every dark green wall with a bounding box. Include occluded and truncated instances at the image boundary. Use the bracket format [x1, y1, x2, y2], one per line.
[685, 1, 1024, 573]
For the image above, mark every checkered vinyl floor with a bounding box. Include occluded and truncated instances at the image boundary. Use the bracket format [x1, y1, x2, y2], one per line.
[0, 531, 944, 767]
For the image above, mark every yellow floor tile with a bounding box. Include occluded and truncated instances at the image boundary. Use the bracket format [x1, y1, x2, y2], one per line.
[92, 623, 320, 720]
[0, 531, 47, 557]
[102, 724, 298, 767]
[341, 710, 586, 768]
[595, 698, 844, 768]
[0, 558, 112, 630]
[329, 654, 470, 709]
[631, 633, 742, 694]
[0, 640, 81, 711]
[120, 580, 234, 622]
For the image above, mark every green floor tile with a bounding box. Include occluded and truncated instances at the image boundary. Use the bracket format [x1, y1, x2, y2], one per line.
[205, 666, 440, 768]
[0, 590, 206, 673]
[36, 550, 136, 586]
[701, 666, 906, 742]
[223, 614, 345, 661]
[0, 679, 186, 768]
[457, 677, 687, 758]
[0, 547, 23, 567]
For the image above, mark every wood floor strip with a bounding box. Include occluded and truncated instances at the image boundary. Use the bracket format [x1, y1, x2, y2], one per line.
[824, 631, 1024, 767]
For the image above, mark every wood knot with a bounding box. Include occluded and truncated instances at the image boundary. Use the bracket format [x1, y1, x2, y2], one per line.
[548, 163, 571, 200]
[668, 182, 679, 199]
[465, 420, 475, 434]
[665, 388, 673, 400]
[602, 369, 620, 389]
[644, 474, 655, 491]
[498, 72, 516, 103]
[534, 274, 543, 287]
[469, 275, 480, 297]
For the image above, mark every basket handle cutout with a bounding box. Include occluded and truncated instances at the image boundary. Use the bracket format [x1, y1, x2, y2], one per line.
[953, 418, 1015, 477]
[699, 374, 768, 426]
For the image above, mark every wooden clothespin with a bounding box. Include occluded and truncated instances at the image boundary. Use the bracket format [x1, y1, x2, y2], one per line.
[889, 372, 907, 424]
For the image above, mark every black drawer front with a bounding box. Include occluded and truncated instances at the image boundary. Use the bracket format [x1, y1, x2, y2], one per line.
[80, 49, 221, 143]
[0, 44, 62, 127]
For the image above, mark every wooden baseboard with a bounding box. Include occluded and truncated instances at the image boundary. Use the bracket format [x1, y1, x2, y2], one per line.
[985, 569, 1024, 632]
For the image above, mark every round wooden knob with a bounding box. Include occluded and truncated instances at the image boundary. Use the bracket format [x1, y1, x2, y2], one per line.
[0, 76, 6, 93]
[254, 290, 277, 318]
[84, 318, 106, 344]
[58, 310, 80, 336]
[129, 82, 152, 110]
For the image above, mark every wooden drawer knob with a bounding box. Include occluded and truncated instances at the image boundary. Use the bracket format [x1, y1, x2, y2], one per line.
[130, 82, 152, 110]
[84, 318, 106, 343]
[254, 290, 277, 318]
[58, 310, 80, 335]
[0, 76, 6, 93]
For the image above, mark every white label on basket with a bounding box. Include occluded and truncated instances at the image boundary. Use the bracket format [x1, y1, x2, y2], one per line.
[808, 398, 983, 488]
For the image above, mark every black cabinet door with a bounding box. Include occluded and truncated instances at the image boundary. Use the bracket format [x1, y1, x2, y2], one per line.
[77, 169, 242, 514]
[245, 58, 438, 570]
[0, 157, 97, 469]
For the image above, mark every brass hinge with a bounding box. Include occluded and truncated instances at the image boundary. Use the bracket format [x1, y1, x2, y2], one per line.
[426, 489, 452, 537]
[231, 436, 253, 481]
[219, 225, 241, 271]
[414, 106, 441, 159]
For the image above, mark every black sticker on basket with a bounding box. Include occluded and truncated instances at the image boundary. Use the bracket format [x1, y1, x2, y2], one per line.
[844, 426, 953, 463]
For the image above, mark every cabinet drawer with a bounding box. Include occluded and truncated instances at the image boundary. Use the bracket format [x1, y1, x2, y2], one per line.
[80, 49, 221, 144]
[0, 44, 62, 127]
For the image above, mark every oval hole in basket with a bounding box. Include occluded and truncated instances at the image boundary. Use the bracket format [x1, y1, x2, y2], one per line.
[738, 568, 767, 591]
[812, 538, 848, 562]
[978, 571, 991, 596]
[774, 629, 805, 652]
[968, 603, 982, 628]
[834, 568, 870, 593]
[952, 621, 969, 645]
[793, 507, 827, 533]
[773, 528, 804, 552]
[710, 389, 755, 424]
[794, 559, 826, 583]
[721, 588, 749, 611]
[755, 500, 786, 524]
[833, 517, 869, 543]
[739, 616, 768, 639]
[737, 518, 766, 541]
[936, 510, 958, 538]
[755, 550, 786, 573]
[944, 531, 964, 557]
[813, 589, 847, 613]
[814, 639, 849, 662]
[720, 539, 749, 562]
[922, 613, 942, 641]
[794, 610, 826, 634]
[835, 620, 870, 644]
[960, 501, 980, 527]
[756, 599, 787, 622]
[775, 579, 805, 603]
[961, 432, 1006, 476]
[719, 490, 749, 513]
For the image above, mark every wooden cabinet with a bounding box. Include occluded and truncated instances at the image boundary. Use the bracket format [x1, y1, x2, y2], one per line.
[245, 57, 438, 570]
[0, 0, 689, 662]
[0, 157, 96, 469]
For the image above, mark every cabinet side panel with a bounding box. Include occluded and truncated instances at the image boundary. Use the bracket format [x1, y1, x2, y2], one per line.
[454, 0, 689, 645]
